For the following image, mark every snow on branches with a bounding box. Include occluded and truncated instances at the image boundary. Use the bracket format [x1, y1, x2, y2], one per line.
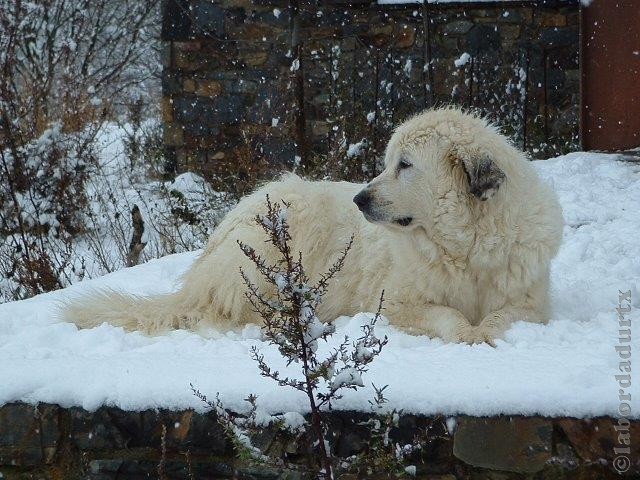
[197, 195, 388, 479]
[237, 196, 387, 408]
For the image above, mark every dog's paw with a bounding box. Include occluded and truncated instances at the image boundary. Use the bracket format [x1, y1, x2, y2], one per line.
[459, 326, 497, 347]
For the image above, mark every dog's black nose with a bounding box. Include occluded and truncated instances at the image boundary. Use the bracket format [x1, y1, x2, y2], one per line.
[353, 190, 371, 211]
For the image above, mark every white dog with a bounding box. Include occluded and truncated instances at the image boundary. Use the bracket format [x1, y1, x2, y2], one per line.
[64, 108, 563, 344]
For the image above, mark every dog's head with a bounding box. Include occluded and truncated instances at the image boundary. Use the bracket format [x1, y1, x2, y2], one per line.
[353, 108, 507, 234]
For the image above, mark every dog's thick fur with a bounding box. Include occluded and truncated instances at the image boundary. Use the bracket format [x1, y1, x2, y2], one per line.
[64, 108, 563, 344]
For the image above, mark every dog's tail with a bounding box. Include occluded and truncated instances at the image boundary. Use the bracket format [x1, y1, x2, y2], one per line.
[59, 289, 203, 335]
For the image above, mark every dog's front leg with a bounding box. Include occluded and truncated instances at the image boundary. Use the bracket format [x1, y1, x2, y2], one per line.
[466, 307, 543, 347]
[388, 303, 475, 343]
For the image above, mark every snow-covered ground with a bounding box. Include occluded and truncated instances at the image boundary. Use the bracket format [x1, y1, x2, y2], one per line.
[0, 121, 232, 302]
[1, 152, 639, 418]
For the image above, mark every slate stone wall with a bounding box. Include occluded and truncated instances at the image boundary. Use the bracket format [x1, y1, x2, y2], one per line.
[161, 0, 579, 192]
[1, 403, 638, 479]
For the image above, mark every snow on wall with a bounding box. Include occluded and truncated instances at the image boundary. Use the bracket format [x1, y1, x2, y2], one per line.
[0, 152, 639, 418]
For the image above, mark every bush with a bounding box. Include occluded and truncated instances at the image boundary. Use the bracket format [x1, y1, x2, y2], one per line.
[194, 197, 394, 478]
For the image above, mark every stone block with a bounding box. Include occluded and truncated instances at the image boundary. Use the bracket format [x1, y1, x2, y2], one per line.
[88, 458, 236, 480]
[229, 22, 278, 42]
[539, 12, 567, 28]
[395, 25, 416, 48]
[240, 50, 270, 67]
[252, 135, 297, 165]
[475, 9, 523, 24]
[500, 25, 521, 42]
[161, 0, 191, 41]
[173, 40, 202, 52]
[246, 84, 288, 124]
[558, 417, 640, 463]
[519, 8, 534, 24]
[164, 123, 184, 146]
[250, 9, 290, 28]
[161, 71, 182, 95]
[156, 409, 228, 455]
[453, 416, 552, 473]
[442, 20, 474, 36]
[368, 24, 394, 47]
[70, 407, 148, 451]
[89, 459, 123, 475]
[465, 24, 501, 54]
[183, 78, 196, 93]
[311, 121, 331, 137]
[195, 80, 223, 97]
[551, 48, 579, 70]
[174, 95, 244, 133]
[564, 69, 580, 88]
[192, 0, 224, 37]
[538, 26, 578, 48]
[173, 50, 221, 72]
[547, 68, 566, 90]
[0, 403, 59, 467]
[566, 10, 579, 26]
[226, 79, 257, 95]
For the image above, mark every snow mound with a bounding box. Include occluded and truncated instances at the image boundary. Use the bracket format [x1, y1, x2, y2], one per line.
[1, 153, 639, 417]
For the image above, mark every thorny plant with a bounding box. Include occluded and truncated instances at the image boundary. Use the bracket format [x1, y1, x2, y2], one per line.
[194, 196, 388, 479]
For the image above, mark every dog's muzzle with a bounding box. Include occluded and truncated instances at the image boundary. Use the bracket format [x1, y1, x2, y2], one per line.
[353, 190, 371, 213]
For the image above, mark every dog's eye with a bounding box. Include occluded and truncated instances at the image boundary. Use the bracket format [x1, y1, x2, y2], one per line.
[398, 159, 412, 170]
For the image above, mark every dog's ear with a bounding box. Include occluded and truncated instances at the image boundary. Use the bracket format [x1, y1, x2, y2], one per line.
[459, 154, 506, 201]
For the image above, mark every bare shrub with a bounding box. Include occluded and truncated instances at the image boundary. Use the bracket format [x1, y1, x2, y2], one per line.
[194, 197, 390, 479]
[0, 0, 159, 136]
[0, 0, 162, 300]
[0, 125, 95, 299]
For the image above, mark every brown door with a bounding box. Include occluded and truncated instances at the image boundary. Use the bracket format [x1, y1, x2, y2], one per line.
[581, 0, 640, 151]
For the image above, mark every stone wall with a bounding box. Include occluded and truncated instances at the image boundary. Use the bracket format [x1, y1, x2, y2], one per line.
[1, 402, 638, 479]
[161, 0, 580, 192]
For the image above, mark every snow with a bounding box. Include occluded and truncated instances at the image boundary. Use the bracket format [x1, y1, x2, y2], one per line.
[1, 152, 639, 418]
[403, 59, 412, 76]
[445, 417, 456, 435]
[279, 411, 306, 432]
[347, 140, 366, 158]
[330, 367, 365, 392]
[454, 52, 471, 68]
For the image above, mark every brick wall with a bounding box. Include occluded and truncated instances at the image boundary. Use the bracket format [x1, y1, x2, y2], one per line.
[161, 0, 579, 192]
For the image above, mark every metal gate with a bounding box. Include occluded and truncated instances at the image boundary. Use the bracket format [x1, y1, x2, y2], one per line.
[581, 0, 640, 151]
